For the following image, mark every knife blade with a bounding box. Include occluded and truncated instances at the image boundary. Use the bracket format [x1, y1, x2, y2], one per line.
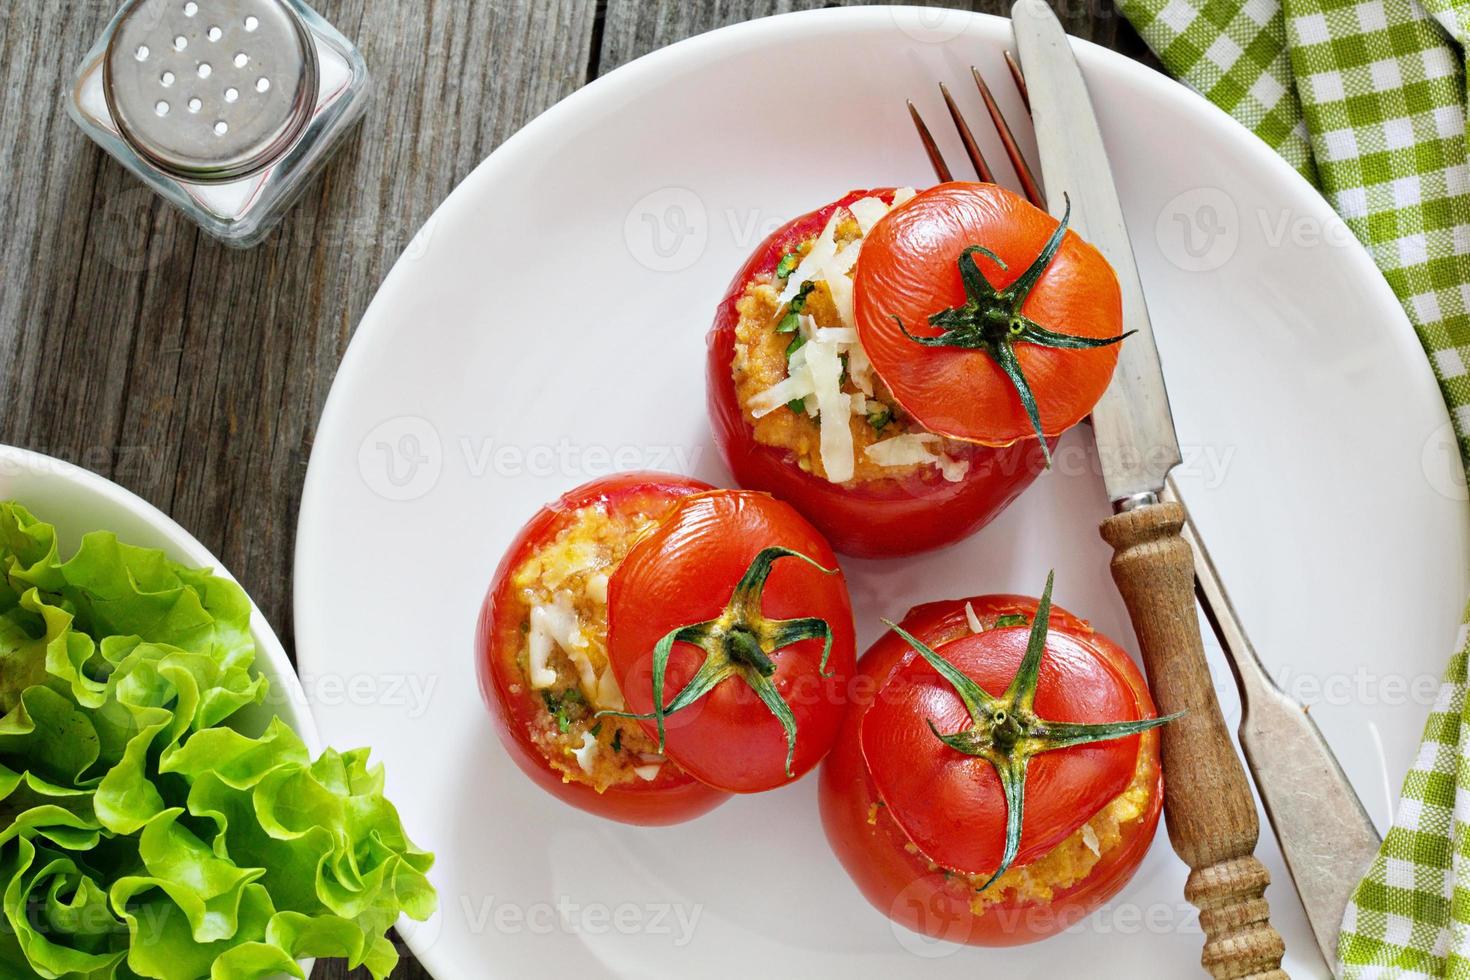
[1012, 0, 1374, 972]
[1009, 1, 1179, 507]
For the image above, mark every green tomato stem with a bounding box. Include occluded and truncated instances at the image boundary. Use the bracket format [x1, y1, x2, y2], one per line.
[596, 546, 839, 778]
[891, 571, 1181, 889]
[888, 195, 1133, 463]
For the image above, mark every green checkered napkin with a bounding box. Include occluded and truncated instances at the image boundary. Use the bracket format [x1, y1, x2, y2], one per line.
[1117, 0, 1470, 974]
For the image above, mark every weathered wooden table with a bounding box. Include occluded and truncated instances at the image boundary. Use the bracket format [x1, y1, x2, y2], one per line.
[0, 1, 1158, 975]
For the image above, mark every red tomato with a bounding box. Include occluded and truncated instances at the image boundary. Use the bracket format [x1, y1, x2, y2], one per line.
[477, 472, 728, 825]
[820, 593, 1163, 946]
[607, 490, 857, 792]
[855, 182, 1124, 446]
[478, 473, 858, 821]
[707, 188, 1049, 559]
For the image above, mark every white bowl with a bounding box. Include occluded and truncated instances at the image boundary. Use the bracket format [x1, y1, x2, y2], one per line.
[0, 443, 321, 976]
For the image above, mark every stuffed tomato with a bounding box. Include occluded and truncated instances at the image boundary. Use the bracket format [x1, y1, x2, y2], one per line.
[477, 473, 857, 825]
[707, 183, 1124, 558]
[820, 575, 1170, 945]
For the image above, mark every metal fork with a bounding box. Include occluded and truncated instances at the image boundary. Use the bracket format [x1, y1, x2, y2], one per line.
[907, 60, 1382, 972]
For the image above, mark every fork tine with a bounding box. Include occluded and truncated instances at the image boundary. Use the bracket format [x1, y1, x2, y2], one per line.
[907, 100, 953, 183]
[1003, 50, 1030, 112]
[939, 82, 995, 183]
[971, 66, 1044, 207]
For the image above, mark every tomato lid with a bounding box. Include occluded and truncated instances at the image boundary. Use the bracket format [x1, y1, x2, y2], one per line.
[860, 577, 1165, 878]
[605, 490, 855, 793]
[853, 182, 1125, 452]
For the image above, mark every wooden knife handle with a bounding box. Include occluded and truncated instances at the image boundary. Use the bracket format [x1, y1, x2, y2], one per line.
[1100, 500, 1287, 979]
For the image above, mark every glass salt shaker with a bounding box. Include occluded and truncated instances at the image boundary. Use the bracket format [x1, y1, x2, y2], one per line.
[67, 0, 370, 247]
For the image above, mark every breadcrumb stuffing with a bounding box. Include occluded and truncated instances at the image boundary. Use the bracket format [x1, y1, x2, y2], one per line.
[730, 215, 970, 484]
[508, 501, 675, 791]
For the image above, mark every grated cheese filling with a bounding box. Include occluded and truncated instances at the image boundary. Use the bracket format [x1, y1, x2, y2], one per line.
[508, 501, 676, 791]
[732, 188, 973, 486]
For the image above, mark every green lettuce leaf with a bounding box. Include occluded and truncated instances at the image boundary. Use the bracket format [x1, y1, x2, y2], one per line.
[0, 502, 435, 979]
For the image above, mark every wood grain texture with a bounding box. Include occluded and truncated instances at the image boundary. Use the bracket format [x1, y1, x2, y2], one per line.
[0, 0, 598, 652]
[1100, 502, 1287, 980]
[0, 2, 1158, 977]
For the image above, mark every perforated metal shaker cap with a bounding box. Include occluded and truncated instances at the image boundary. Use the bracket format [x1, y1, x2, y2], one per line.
[104, 0, 318, 182]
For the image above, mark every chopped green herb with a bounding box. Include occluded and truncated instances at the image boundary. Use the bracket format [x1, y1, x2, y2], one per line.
[611, 729, 623, 753]
[589, 721, 604, 738]
[542, 688, 583, 734]
[787, 398, 807, 415]
[867, 405, 893, 433]
[791, 280, 815, 312]
[993, 614, 1028, 628]
[785, 333, 806, 359]
[839, 353, 850, 387]
[775, 252, 799, 279]
[776, 281, 816, 334]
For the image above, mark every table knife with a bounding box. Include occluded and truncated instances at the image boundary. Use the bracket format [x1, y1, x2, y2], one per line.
[1012, 1, 1378, 975]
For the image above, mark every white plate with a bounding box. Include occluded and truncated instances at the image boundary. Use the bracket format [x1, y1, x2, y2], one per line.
[0, 443, 321, 974]
[294, 7, 1470, 977]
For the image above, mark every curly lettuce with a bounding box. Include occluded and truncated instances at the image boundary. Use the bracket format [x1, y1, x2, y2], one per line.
[0, 502, 435, 979]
